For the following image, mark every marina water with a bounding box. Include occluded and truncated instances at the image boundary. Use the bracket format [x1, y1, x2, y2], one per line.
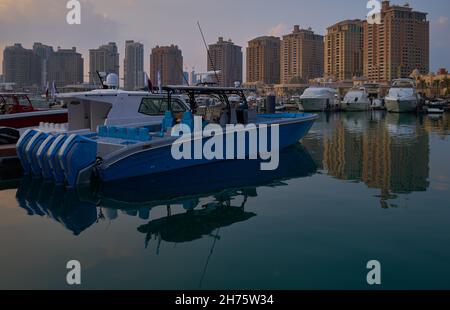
[0, 111, 449, 289]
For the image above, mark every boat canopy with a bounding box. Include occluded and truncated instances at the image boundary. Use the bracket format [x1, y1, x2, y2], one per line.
[162, 85, 251, 112]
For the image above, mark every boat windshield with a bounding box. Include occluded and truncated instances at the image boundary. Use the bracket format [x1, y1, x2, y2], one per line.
[16, 95, 32, 106]
[303, 88, 335, 96]
[392, 80, 415, 88]
[389, 88, 414, 97]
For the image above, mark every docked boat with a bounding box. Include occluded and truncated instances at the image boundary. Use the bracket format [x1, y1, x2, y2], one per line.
[341, 87, 371, 111]
[0, 93, 67, 128]
[298, 87, 340, 112]
[16, 86, 318, 187]
[425, 99, 446, 115]
[385, 79, 421, 113]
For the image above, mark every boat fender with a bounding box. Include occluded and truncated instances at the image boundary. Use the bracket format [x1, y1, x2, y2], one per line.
[181, 112, 194, 131]
[16, 129, 39, 175]
[162, 111, 175, 132]
[58, 134, 97, 187]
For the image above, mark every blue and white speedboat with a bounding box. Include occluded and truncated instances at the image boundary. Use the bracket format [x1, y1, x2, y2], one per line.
[16, 85, 318, 187]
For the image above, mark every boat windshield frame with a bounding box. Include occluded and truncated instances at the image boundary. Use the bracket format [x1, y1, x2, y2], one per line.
[0, 93, 34, 114]
[162, 86, 250, 113]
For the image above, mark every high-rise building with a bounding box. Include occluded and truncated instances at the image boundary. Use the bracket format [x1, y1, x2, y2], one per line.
[363, 1, 429, 82]
[47, 47, 84, 88]
[324, 20, 364, 81]
[2, 43, 42, 88]
[281, 25, 324, 84]
[89, 42, 120, 85]
[246, 36, 280, 85]
[124, 40, 144, 90]
[208, 37, 243, 87]
[150, 45, 183, 86]
[189, 69, 202, 86]
[33, 42, 54, 89]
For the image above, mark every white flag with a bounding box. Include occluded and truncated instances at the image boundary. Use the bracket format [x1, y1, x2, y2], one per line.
[157, 70, 162, 94]
[144, 72, 148, 88]
[51, 81, 57, 99]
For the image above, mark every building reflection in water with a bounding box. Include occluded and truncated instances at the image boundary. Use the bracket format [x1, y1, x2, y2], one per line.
[15, 144, 317, 238]
[303, 111, 431, 208]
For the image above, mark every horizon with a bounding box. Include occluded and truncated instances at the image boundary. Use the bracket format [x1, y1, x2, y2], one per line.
[1, 0, 449, 81]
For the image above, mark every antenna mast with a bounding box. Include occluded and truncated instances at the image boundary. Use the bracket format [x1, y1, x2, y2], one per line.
[197, 21, 220, 85]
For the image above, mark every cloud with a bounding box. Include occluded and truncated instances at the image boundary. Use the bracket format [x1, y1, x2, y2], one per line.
[268, 23, 288, 37]
[0, 0, 119, 76]
[436, 16, 449, 28]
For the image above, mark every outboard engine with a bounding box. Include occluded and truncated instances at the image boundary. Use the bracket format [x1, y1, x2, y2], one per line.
[25, 131, 50, 177]
[36, 135, 57, 181]
[47, 135, 69, 184]
[58, 134, 97, 188]
[16, 129, 39, 175]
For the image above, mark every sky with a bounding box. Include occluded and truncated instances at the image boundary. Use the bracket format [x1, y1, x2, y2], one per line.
[0, 0, 449, 81]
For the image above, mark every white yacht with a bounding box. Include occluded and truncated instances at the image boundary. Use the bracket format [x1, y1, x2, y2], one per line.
[364, 83, 385, 110]
[340, 87, 371, 111]
[298, 87, 340, 112]
[385, 79, 420, 113]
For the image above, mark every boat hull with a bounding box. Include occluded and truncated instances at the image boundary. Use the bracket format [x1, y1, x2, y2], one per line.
[385, 99, 418, 113]
[299, 98, 338, 112]
[0, 110, 67, 129]
[98, 117, 317, 182]
[340, 101, 370, 111]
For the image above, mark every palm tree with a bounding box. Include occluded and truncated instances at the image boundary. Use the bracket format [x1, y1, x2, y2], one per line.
[418, 77, 427, 96]
[441, 77, 450, 97]
[433, 80, 441, 98]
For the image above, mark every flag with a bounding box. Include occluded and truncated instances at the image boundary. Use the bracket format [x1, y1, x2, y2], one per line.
[45, 81, 50, 99]
[144, 73, 153, 91]
[157, 70, 162, 94]
[51, 81, 57, 99]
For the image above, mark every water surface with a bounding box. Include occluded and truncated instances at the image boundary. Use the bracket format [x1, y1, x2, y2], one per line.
[0, 111, 449, 290]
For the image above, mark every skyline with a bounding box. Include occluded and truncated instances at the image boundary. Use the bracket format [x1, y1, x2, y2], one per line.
[1, 0, 449, 81]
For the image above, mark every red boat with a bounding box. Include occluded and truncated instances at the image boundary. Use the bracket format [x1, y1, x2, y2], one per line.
[0, 93, 67, 129]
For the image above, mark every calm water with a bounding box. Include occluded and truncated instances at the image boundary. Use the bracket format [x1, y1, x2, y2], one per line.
[1, 111, 450, 290]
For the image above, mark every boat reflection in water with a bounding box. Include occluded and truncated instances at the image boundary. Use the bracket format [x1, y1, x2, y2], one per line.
[16, 178, 98, 235]
[303, 111, 430, 208]
[15, 144, 317, 238]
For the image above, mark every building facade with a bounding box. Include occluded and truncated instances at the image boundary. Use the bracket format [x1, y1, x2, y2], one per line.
[324, 20, 364, 81]
[281, 26, 324, 84]
[89, 42, 120, 85]
[47, 47, 84, 88]
[363, 1, 429, 82]
[33, 43, 54, 89]
[246, 36, 280, 85]
[124, 40, 144, 90]
[150, 45, 184, 86]
[2, 43, 42, 88]
[208, 37, 243, 87]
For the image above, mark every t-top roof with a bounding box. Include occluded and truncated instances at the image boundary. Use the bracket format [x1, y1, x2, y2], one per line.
[163, 85, 251, 94]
